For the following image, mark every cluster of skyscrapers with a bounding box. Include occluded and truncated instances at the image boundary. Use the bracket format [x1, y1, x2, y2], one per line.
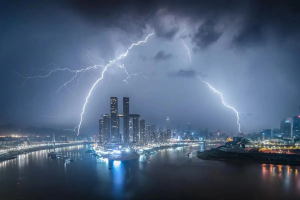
[98, 97, 172, 144]
[276, 116, 300, 139]
[258, 116, 300, 141]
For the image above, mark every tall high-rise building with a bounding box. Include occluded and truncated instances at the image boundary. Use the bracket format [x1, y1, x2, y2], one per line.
[293, 116, 300, 139]
[129, 118, 133, 142]
[102, 114, 111, 143]
[166, 129, 171, 140]
[146, 124, 150, 143]
[272, 128, 281, 138]
[151, 125, 156, 134]
[262, 129, 271, 140]
[166, 117, 171, 140]
[140, 119, 146, 143]
[166, 117, 170, 129]
[123, 97, 130, 143]
[159, 127, 164, 143]
[110, 97, 119, 142]
[280, 119, 291, 138]
[99, 119, 104, 143]
[150, 125, 157, 143]
[187, 123, 191, 132]
[131, 114, 140, 142]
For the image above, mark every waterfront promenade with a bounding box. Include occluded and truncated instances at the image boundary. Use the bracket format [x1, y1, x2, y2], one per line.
[0, 142, 90, 161]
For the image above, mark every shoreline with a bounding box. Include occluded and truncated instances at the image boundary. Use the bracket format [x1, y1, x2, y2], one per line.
[0, 142, 89, 162]
[197, 149, 300, 166]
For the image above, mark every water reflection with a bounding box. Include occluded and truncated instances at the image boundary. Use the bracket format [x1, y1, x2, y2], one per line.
[1, 144, 300, 199]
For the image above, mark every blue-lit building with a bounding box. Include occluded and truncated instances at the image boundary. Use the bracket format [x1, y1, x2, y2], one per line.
[272, 128, 282, 138]
[293, 116, 300, 139]
[280, 119, 291, 138]
[262, 129, 271, 140]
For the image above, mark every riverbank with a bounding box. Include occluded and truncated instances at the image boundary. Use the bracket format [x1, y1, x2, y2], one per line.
[197, 149, 300, 166]
[0, 142, 88, 162]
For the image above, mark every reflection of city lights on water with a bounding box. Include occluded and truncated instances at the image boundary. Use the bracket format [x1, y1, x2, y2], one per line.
[113, 160, 121, 167]
[97, 157, 108, 164]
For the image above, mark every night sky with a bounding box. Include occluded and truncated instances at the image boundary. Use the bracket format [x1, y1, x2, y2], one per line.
[1, 0, 300, 135]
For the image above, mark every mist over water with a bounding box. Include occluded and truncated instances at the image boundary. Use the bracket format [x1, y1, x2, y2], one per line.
[0, 144, 300, 199]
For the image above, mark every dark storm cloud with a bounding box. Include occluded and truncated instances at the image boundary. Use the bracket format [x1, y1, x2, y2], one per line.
[154, 27, 179, 41]
[232, 0, 300, 48]
[176, 69, 197, 78]
[63, 0, 300, 48]
[192, 19, 222, 49]
[171, 69, 206, 78]
[153, 51, 171, 61]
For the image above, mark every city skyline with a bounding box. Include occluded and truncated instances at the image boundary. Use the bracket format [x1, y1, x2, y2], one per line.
[1, 1, 300, 200]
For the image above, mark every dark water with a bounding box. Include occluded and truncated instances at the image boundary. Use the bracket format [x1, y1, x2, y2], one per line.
[0, 144, 300, 200]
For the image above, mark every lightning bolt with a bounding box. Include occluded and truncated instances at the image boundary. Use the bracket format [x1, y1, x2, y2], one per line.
[199, 78, 241, 133]
[181, 39, 192, 63]
[13, 28, 242, 135]
[12, 31, 154, 136]
[180, 39, 242, 133]
[75, 31, 154, 135]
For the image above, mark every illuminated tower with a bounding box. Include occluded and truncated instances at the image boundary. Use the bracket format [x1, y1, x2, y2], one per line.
[123, 97, 130, 143]
[110, 97, 119, 142]
[166, 117, 171, 140]
[280, 119, 291, 138]
[187, 123, 191, 132]
[146, 124, 150, 143]
[129, 118, 133, 142]
[99, 119, 104, 143]
[140, 119, 146, 143]
[293, 116, 300, 139]
[102, 114, 110, 143]
[130, 114, 140, 143]
[159, 127, 164, 143]
[151, 125, 157, 142]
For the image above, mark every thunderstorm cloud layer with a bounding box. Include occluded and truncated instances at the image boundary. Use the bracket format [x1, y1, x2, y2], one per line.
[1, 0, 300, 135]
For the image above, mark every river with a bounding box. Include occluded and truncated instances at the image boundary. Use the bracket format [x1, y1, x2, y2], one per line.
[0, 144, 300, 199]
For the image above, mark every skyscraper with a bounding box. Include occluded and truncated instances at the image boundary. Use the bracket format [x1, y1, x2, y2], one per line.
[99, 119, 104, 143]
[102, 114, 111, 143]
[151, 125, 157, 142]
[146, 124, 150, 143]
[187, 123, 191, 132]
[293, 116, 300, 139]
[110, 97, 119, 142]
[159, 127, 164, 143]
[129, 118, 133, 142]
[131, 114, 140, 142]
[123, 97, 130, 143]
[263, 129, 271, 140]
[272, 128, 281, 138]
[280, 119, 291, 138]
[166, 117, 171, 140]
[140, 119, 146, 143]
